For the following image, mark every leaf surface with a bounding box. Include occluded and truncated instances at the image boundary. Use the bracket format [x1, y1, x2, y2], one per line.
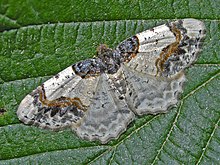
[0, 1, 219, 164]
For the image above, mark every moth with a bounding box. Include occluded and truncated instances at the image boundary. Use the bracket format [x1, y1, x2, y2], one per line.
[17, 19, 205, 143]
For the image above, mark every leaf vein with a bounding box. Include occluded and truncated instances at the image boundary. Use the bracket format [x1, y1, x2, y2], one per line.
[151, 101, 183, 164]
[196, 117, 220, 165]
[183, 71, 220, 100]
[0, 144, 108, 161]
[0, 14, 20, 26]
[87, 148, 112, 164]
[108, 148, 116, 165]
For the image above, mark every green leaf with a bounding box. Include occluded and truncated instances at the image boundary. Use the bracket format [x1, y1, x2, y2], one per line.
[0, 1, 219, 164]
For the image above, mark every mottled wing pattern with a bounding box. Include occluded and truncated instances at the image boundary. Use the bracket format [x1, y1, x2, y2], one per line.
[121, 65, 185, 115]
[124, 19, 205, 77]
[17, 66, 96, 130]
[115, 19, 205, 115]
[73, 72, 135, 143]
[124, 23, 176, 77]
[17, 19, 205, 143]
[17, 66, 135, 143]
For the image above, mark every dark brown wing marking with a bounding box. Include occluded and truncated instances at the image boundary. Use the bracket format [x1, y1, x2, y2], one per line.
[155, 25, 182, 76]
[39, 85, 87, 111]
